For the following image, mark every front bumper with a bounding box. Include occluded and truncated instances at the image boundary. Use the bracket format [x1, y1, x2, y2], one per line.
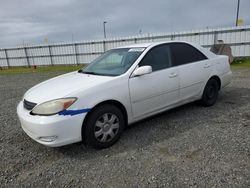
[17, 101, 86, 147]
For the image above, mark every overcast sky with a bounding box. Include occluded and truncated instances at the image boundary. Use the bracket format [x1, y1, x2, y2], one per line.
[0, 0, 249, 48]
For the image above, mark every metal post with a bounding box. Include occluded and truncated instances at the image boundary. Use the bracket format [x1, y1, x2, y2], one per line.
[48, 46, 54, 66]
[235, 0, 240, 26]
[24, 47, 30, 67]
[103, 41, 106, 52]
[4, 49, 10, 68]
[213, 31, 218, 44]
[74, 43, 79, 65]
[103, 21, 107, 39]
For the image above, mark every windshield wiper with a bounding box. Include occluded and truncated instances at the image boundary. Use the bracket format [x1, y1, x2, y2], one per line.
[78, 69, 118, 76]
[78, 70, 102, 75]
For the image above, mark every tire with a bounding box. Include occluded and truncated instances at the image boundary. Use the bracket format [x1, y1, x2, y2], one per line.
[83, 104, 125, 149]
[200, 79, 219, 107]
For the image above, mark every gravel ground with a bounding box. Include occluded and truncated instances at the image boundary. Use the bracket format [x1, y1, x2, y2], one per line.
[0, 69, 249, 187]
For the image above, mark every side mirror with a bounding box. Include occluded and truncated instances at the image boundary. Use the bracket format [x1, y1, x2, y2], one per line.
[132, 66, 152, 77]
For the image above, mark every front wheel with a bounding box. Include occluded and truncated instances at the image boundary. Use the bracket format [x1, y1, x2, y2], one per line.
[83, 104, 125, 149]
[200, 79, 219, 107]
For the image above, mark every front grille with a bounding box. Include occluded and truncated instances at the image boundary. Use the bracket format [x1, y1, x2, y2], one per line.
[23, 99, 37, 110]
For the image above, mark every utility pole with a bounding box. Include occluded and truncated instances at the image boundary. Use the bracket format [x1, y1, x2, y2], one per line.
[103, 21, 107, 39]
[235, 0, 240, 26]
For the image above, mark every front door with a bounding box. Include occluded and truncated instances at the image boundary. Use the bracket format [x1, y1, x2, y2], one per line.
[129, 44, 179, 118]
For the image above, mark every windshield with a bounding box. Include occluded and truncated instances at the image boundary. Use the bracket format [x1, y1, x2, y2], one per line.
[79, 48, 145, 76]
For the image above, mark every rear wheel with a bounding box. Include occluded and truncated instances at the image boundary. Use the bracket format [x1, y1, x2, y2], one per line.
[200, 79, 219, 107]
[83, 104, 125, 149]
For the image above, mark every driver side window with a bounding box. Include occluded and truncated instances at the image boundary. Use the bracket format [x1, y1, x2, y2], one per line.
[139, 45, 171, 71]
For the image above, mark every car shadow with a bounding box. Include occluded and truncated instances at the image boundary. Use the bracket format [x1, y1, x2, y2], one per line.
[55, 101, 205, 158]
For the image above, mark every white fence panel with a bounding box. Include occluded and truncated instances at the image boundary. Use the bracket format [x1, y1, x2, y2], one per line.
[7, 49, 25, 58]
[0, 50, 6, 58]
[30, 57, 51, 66]
[0, 25, 249, 67]
[8, 58, 27, 66]
[0, 59, 8, 67]
[27, 47, 50, 56]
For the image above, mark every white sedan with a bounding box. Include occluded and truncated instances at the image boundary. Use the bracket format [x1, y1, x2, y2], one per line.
[17, 41, 232, 149]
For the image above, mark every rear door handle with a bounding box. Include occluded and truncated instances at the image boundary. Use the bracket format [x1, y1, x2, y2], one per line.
[169, 72, 178, 78]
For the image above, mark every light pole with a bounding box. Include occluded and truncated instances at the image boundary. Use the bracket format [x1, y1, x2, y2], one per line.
[235, 0, 240, 26]
[103, 21, 107, 39]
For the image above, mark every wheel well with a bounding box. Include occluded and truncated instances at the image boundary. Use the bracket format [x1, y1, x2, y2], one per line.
[82, 100, 128, 135]
[209, 76, 221, 90]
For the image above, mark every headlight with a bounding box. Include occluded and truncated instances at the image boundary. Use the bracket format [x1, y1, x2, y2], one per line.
[31, 98, 77, 116]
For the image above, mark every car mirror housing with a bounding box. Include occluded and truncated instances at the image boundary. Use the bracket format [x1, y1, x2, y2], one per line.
[132, 66, 152, 77]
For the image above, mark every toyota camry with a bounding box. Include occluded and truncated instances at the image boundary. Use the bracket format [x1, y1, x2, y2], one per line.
[17, 41, 232, 149]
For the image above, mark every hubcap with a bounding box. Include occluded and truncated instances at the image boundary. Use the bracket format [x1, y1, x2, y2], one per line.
[94, 113, 119, 143]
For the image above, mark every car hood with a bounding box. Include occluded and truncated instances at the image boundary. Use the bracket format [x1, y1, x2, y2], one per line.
[24, 71, 114, 104]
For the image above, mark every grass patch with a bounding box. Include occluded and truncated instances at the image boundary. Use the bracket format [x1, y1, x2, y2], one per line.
[231, 57, 250, 69]
[0, 65, 84, 74]
[1, 58, 249, 74]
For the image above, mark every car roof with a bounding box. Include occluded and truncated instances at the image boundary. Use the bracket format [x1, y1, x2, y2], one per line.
[117, 41, 216, 59]
[116, 43, 152, 48]
[117, 41, 192, 49]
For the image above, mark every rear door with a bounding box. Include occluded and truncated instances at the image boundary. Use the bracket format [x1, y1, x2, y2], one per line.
[129, 44, 179, 118]
[170, 43, 212, 101]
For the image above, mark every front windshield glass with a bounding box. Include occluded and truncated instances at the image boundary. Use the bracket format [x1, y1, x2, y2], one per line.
[79, 48, 145, 76]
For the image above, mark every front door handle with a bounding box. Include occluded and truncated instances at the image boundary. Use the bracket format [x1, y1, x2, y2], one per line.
[169, 72, 178, 78]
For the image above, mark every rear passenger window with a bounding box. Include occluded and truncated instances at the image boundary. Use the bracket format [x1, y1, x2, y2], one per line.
[170, 43, 207, 66]
[139, 45, 171, 71]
